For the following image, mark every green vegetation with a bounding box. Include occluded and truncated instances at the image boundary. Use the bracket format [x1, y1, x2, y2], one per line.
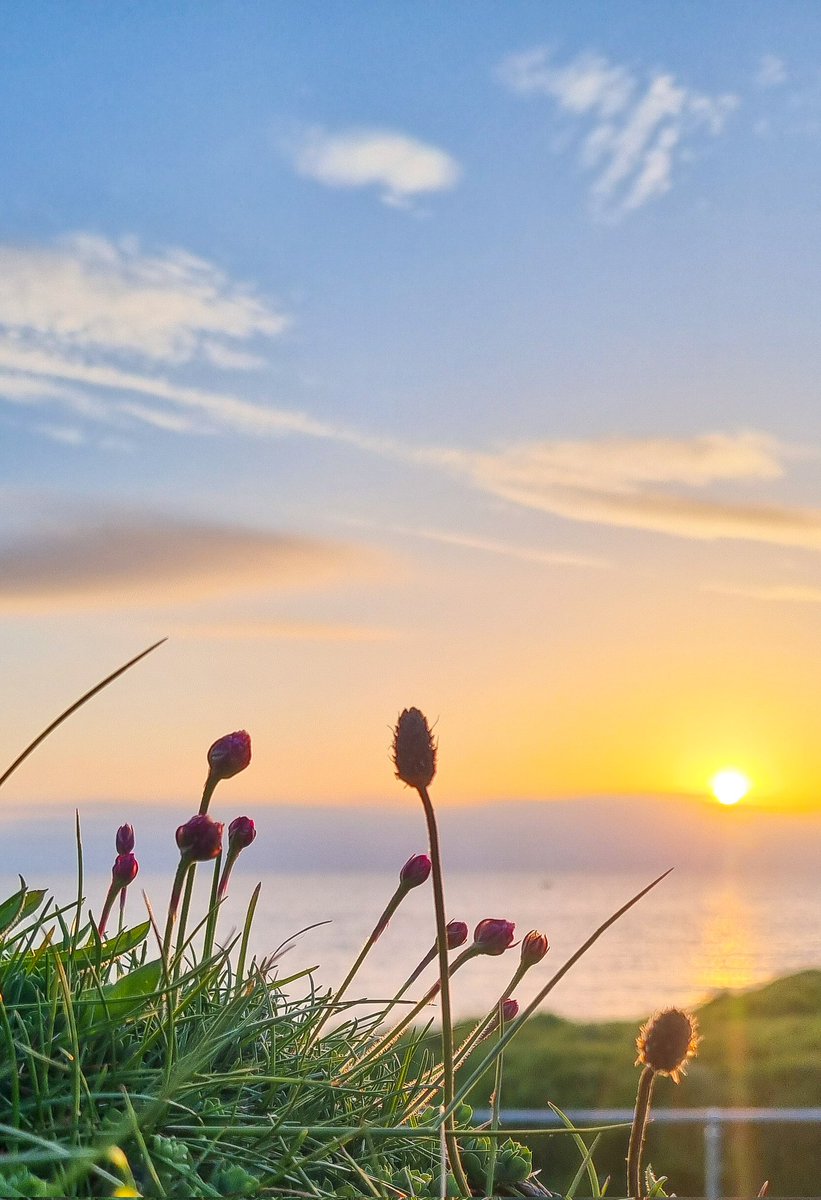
[441, 970, 821, 1197]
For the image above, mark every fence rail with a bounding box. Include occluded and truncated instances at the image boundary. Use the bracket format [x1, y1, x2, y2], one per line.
[472, 1107, 821, 1200]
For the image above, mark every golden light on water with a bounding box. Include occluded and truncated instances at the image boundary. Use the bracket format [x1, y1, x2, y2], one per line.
[710, 768, 751, 806]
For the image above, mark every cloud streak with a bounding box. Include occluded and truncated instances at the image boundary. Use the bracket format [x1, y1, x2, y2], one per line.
[454, 431, 821, 551]
[497, 47, 738, 219]
[0, 234, 286, 364]
[291, 126, 461, 207]
[0, 511, 377, 612]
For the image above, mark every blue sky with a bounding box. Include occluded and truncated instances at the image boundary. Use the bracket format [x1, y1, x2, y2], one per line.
[2, 3, 821, 812]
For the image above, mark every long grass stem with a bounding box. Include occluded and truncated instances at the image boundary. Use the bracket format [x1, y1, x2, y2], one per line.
[627, 1065, 656, 1200]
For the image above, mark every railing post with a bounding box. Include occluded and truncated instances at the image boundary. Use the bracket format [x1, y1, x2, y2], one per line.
[703, 1116, 722, 1200]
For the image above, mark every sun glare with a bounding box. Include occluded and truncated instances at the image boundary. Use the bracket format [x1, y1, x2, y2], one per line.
[710, 769, 751, 806]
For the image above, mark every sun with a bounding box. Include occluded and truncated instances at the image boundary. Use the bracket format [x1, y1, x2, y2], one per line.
[710, 769, 751, 806]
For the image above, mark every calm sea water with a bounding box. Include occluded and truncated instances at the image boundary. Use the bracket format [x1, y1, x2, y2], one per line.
[23, 863, 821, 1022]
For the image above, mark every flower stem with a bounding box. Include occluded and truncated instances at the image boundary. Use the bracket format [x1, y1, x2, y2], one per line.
[201, 851, 223, 961]
[627, 1064, 656, 1200]
[417, 784, 469, 1199]
[310, 884, 406, 1045]
[163, 857, 192, 959]
[96, 880, 119, 939]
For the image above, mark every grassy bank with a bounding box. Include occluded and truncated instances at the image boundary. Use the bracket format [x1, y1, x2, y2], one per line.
[444, 969, 821, 1196]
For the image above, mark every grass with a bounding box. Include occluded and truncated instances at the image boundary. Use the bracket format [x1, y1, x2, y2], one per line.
[0, 644, 725, 1198]
[433, 970, 821, 1197]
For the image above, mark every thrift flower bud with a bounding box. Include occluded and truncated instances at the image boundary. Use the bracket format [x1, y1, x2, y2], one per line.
[636, 1008, 700, 1083]
[446, 920, 469, 949]
[473, 917, 516, 956]
[399, 852, 431, 889]
[176, 813, 224, 861]
[502, 998, 519, 1022]
[392, 707, 436, 789]
[520, 929, 549, 967]
[207, 730, 251, 781]
[116, 823, 135, 854]
[112, 852, 139, 888]
[228, 815, 256, 851]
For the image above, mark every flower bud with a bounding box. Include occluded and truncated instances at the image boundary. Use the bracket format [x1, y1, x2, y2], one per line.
[636, 1008, 700, 1082]
[176, 813, 224, 862]
[116, 823, 135, 854]
[446, 919, 469, 949]
[399, 852, 431, 890]
[228, 815, 256, 851]
[502, 998, 519, 1022]
[472, 917, 516, 956]
[392, 708, 436, 789]
[520, 929, 549, 967]
[112, 852, 138, 888]
[207, 730, 251, 781]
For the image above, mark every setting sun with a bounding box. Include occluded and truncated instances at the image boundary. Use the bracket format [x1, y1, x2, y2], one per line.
[711, 769, 751, 806]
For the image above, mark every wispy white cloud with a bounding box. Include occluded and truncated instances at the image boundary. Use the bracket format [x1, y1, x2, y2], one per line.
[0, 234, 286, 365]
[291, 126, 461, 207]
[497, 46, 738, 219]
[341, 517, 609, 570]
[0, 510, 379, 613]
[453, 431, 821, 551]
[756, 54, 788, 88]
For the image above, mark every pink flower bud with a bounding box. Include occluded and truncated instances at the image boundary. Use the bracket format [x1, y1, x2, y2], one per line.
[399, 853, 431, 889]
[520, 929, 549, 967]
[446, 920, 469, 949]
[116, 823, 135, 854]
[228, 815, 256, 851]
[176, 813, 224, 861]
[392, 708, 436, 789]
[502, 998, 519, 1022]
[473, 917, 516, 956]
[207, 730, 251, 781]
[112, 852, 138, 888]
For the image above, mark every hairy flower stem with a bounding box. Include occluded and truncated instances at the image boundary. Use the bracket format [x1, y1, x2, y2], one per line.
[163, 857, 192, 959]
[310, 884, 408, 1046]
[170, 774, 219, 964]
[201, 852, 223, 961]
[96, 881, 119, 940]
[406, 961, 529, 1119]
[628, 1064, 656, 1200]
[417, 783, 469, 1199]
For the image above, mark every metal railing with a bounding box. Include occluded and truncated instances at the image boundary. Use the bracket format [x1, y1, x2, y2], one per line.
[473, 1107, 821, 1199]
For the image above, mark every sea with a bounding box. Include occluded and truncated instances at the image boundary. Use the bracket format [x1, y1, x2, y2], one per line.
[17, 863, 821, 1024]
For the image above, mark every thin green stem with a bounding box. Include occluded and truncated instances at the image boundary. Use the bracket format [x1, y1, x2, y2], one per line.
[628, 1065, 656, 1200]
[163, 857, 192, 959]
[0, 640, 166, 792]
[484, 1001, 506, 1199]
[442, 868, 673, 1123]
[310, 884, 407, 1045]
[417, 783, 469, 1199]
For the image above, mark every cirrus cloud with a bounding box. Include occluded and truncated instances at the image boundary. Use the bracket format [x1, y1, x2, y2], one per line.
[497, 46, 738, 220]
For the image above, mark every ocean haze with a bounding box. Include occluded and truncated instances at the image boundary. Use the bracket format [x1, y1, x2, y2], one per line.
[2, 794, 817, 883]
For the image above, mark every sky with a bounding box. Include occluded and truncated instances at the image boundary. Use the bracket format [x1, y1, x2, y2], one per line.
[2, 2, 821, 819]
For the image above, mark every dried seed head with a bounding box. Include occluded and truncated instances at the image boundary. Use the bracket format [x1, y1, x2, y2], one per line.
[520, 929, 549, 967]
[392, 708, 436, 789]
[176, 813, 224, 862]
[399, 852, 432, 890]
[472, 917, 516, 956]
[636, 1008, 700, 1082]
[116, 823, 135, 854]
[446, 919, 469, 949]
[207, 730, 252, 781]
